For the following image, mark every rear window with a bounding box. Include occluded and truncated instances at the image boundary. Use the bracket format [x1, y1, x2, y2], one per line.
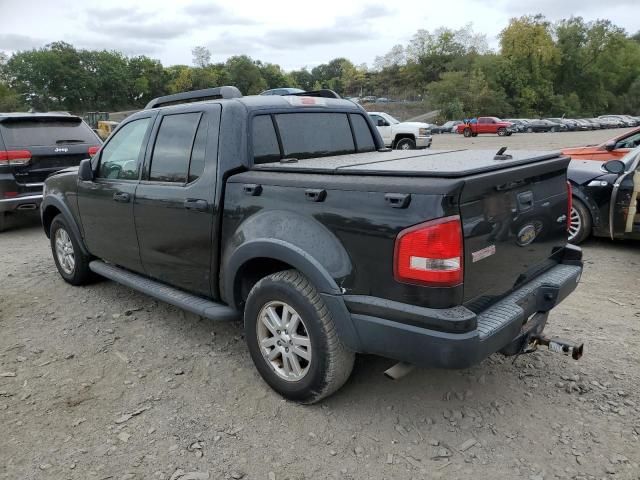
[0, 118, 97, 148]
[252, 112, 376, 164]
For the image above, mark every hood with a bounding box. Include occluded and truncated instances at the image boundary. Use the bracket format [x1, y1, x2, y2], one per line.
[561, 145, 604, 155]
[396, 121, 431, 130]
[567, 159, 609, 185]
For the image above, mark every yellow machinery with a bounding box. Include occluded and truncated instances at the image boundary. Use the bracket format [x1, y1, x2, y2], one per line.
[97, 120, 119, 140]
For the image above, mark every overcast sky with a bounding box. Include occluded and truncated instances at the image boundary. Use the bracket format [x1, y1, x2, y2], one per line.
[1, 0, 638, 71]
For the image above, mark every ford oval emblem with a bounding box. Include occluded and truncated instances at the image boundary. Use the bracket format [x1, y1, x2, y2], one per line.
[516, 224, 538, 246]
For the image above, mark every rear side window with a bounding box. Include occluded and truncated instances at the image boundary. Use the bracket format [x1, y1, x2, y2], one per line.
[350, 114, 376, 152]
[252, 115, 280, 164]
[252, 112, 376, 164]
[0, 118, 97, 148]
[149, 112, 202, 183]
[276, 113, 354, 159]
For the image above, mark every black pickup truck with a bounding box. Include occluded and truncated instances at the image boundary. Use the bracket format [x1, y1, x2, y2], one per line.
[41, 87, 584, 403]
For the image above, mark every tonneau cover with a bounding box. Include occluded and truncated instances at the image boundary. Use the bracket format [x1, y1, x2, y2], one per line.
[252, 149, 564, 178]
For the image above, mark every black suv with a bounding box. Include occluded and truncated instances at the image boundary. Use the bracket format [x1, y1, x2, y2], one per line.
[0, 113, 101, 231]
[41, 87, 584, 403]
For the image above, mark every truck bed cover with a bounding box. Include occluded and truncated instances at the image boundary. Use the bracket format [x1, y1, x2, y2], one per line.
[252, 149, 563, 178]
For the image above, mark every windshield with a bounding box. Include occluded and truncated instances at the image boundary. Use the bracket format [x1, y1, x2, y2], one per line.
[385, 114, 400, 124]
[620, 146, 640, 168]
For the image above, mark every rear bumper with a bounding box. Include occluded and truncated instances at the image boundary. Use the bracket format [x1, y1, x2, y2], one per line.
[0, 193, 42, 213]
[340, 248, 583, 368]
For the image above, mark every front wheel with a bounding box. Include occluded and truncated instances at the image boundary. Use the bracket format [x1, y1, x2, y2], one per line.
[550, 126, 557, 133]
[497, 127, 507, 136]
[50, 214, 93, 285]
[526, 127, 533, 133]
[245, 270, 355, 403]
[568, 198, 592, 244]
[395, 138, 416, 150]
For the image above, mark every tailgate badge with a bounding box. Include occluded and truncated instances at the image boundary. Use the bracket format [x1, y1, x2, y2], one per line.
[471, 245, 496, 263]
[54, 147, 69, 153]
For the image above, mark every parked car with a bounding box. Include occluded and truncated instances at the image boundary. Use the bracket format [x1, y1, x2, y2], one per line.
[456, 117, 515, 136]
[520, 119, 556, 133]
[504, 119, 529, 133]
[40, 86, 584, 403]
[599, 115, 636, 128]
[568, 149, 640, 243]
[547, 118, 577, 131]
[361, 96, 376, 103]
[368, 112, 432, 149]
[0, 112, 101, 232]
[573, 119, 593, 131]
[561, 127, 640, 161]
[585, 118, 604, 129]
[430, 120, 462, 134]
[260, 88, 305, 96]
[375, 97, 390, 103]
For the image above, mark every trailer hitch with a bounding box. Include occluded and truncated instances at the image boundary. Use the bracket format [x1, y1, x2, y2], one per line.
[528, 334, 584, 360]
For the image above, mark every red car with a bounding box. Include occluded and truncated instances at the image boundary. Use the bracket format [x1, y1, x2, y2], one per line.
[457, 117, 515, 137]
[561, 127, 640, 161]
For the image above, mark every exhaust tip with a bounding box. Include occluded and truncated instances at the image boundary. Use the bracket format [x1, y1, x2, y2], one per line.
[384, 362, 415, 380]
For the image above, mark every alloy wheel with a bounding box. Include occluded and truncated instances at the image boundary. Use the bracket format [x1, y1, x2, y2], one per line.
[256, 301, 312, 382]
[55, 228, 75, 275]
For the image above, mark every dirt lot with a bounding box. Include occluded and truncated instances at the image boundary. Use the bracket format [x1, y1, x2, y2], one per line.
[1, 130, 639, 480]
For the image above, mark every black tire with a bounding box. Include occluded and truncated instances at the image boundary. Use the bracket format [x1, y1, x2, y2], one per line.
[0, 212, 6, 233]
[526, 127, 533, 133]
[463, 128, 472, 138]
[506, 131, 513, 136]
[568, 197, 592, 245]
[471, 132, 478, 137]
[245, 269, 355, 404]
[50, 214, 93, 285]
[550, 126, 557, 133]
[394, 137, 416, 150]
[497, 127, 507, 136]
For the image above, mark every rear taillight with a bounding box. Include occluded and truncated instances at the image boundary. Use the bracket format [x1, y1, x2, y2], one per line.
[394, 216, 463, 287]
[88, 146, 100, 156]
[0, 150, 32, 166]
[566, 181, 573, 232]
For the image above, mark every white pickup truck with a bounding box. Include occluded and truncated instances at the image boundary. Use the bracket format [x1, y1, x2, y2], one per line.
[368, 112, 432, 150]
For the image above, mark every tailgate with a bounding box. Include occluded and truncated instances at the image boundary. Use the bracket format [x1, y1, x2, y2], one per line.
[459, 156, 571, 307]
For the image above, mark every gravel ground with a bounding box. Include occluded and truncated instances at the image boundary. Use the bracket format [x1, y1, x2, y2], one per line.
[1, 130, 639, 480]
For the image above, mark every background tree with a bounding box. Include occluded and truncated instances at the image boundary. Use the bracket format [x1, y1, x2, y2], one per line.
[192, 46, 211, 68]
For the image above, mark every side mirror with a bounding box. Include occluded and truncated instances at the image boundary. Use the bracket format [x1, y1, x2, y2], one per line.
[604, 140, 616, 151]
[603, 159, 626, 175]
[78, 158, 94, 182]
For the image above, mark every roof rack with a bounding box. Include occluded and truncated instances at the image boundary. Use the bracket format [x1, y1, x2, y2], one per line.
[144, 86, 243, 109]
[289, 89, 342, 99]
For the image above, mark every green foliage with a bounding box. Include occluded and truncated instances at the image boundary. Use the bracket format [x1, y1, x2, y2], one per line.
[0, 15, 639, 117]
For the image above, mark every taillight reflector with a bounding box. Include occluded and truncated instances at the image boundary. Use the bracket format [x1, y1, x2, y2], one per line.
[0, 150, 32, 166]
[566, 181, 573, 233]
[88, 146, 100, 156]
[394, 216, 464, 287]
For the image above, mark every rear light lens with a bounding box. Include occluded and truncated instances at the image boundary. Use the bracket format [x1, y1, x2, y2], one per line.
[3, 191, 18, 198]
[0, 150, 32, 166]
[88, 146, 100, 156]
[566, 181, 573, 232]
[394, 216, 463, 287]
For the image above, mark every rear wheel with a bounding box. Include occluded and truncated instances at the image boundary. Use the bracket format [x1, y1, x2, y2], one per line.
[568, 197, 592, 244]
[497, 127, 507, 136]
[463, 128, 472, 138]
[50, 214, 93, 285]
[245, 270, 355, 403]
[526, 127, 533, 133]
[395, 137, 416, 150]
[550, 126, 557, 133]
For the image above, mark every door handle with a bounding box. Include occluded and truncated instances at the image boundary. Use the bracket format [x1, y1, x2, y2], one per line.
[184, 199, 208, 211]
[113, 192, 130, 203]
